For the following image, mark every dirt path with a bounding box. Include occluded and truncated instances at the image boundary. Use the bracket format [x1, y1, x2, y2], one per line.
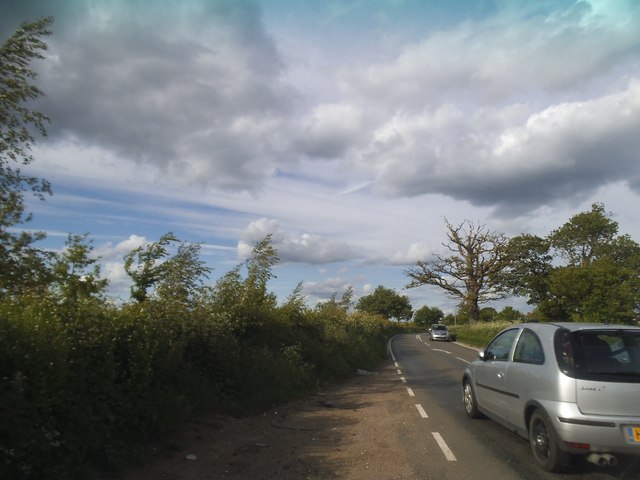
[109, 359, 420, 479]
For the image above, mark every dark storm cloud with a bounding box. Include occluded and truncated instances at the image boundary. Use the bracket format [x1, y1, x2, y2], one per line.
[6, 0, 298, 192]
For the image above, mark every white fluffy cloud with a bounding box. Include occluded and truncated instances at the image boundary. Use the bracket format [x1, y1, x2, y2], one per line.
[387, 243, 433, 266]
[238, 218, 361, 264]
[360, 79, 640, 212]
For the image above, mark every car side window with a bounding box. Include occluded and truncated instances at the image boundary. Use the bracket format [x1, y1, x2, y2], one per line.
[513, 329, 545, 365]
[485, 329, 519, 361]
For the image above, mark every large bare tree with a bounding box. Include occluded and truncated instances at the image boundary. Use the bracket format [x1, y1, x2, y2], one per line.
[406, 219, 509, 324]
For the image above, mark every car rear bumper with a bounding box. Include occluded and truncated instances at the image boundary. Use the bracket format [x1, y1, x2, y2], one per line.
[431, 335, 449, 341]
[546, 402, 640, 455]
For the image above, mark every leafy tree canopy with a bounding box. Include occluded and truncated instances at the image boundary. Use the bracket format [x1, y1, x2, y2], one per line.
[1, 16, 52, 229]
[506, 203, 640, 324]
[413, 305, 444, 328]
[124, 232, 211, 304]
[0, 17, 53, 296]
[356, 285, 413, 321]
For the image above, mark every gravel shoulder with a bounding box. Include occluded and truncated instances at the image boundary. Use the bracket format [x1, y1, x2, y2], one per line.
[108, 358, 419, 479]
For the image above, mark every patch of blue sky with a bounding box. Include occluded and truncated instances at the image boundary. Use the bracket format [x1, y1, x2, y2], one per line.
[24, 182, 245, 254]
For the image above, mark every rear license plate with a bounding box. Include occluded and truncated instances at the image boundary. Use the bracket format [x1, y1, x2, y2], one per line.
[623, 426, 640, 444]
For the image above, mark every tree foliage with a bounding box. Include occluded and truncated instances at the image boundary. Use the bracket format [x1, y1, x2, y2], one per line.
[507, 203, 640, 323]
[406, 219, 509, 324]
[0, 17, 53, 296]
[413, 305, 444, 328]
[123, 232, 211, 304]
[51, 233, 108, 311]
[356, 285, 413, 321]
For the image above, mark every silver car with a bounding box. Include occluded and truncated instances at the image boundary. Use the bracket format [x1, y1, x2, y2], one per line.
[462, 322, 640, 472]
[430, 324, 450, 341]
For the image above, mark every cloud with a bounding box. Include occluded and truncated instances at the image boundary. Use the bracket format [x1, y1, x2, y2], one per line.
[94, 234, 147, 262]
[238, 218, 361, 264]
[11, 0, 639, 218]
[302, 276, 353, 302]
[386, 242, 433, 266]
[31, 0, 297, 192]
[343, 1, 640, 108]
[293, 103, 365, 159]
[364, 79, 640, 214]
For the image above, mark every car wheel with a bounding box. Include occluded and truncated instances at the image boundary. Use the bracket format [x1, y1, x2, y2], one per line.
[529, 409, 569, 472]
[463, 380, 481, 418]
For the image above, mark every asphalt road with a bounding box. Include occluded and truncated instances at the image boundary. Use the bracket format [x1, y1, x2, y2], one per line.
[388, 333, 640, 480]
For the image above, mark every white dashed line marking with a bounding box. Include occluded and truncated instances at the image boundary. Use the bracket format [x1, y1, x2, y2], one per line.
[415, 404, 428, 418]
[400, 377, 407, 384]
[407, 388, 415, 397]
[432, 432, 457, 461]
[397, 369, 402, 375]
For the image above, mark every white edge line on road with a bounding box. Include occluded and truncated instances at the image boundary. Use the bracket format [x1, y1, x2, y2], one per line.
[387, 337, 397, 362]
[397, 369, 402, 375]
[456, 357, 470, 364]
[432, 432, 457, 461]
[407, 387, 415, 397]
[432, 349, 451, 354]
[394, 361, 399, 368]
[415, 404, 428, 418]
[400, 377, 407, 384]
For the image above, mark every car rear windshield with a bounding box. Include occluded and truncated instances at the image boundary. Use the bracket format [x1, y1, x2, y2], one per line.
[554, 329, 640, 382]
[433, 325, 447, 331]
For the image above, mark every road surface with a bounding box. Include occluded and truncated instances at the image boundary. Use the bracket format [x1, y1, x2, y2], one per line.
[389, 333, 640, 479]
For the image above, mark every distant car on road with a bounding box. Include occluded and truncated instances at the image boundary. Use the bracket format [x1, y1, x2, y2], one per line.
[462, 322, 640, 472]
[429, 324, 450, 342]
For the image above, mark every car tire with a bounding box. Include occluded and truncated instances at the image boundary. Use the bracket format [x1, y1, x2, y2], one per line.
[463, 380, 481, 419]
[529, 409, 570, 472]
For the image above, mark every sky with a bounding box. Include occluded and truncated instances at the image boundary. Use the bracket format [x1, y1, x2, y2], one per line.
[3, 0, 640, 313]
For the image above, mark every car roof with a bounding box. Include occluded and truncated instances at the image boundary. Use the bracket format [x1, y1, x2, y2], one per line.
[518, 321, 640, 333]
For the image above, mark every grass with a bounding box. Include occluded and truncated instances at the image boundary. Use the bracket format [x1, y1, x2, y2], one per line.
[449, 321, 516, 348]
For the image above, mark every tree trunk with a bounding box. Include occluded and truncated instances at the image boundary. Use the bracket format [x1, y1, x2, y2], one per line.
[468, 300, 480, 324]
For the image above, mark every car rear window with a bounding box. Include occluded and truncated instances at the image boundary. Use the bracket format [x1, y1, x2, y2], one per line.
[554, 328, 640, 382]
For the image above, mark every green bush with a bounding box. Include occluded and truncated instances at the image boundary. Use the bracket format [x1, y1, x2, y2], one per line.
[449, 321, 515, 348]
[0, 291, 403, 479]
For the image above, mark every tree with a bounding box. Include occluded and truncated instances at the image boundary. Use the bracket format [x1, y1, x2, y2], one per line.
[316, 286, 355, 316]
[506, 204, 640, 323]
[242, 234, 279, 306]
[124, 232, 211, 304]
[479, 307, 498, 322]
[548, 203, 617, 267]
[154, 241, 212, 306]
[124, 233, 178, 302]
[406, 219, 509, 324]
[51, 233, 109, 310]
[502, 234, 553, 305]
[495, 306, 525, 323]
[208, 235, 280, 335]
[413, 305, 444, 328]
[0, 17, 53, 295]
[356, 285, 413, 321]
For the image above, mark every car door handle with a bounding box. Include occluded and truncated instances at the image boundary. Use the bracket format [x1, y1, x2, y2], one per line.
[497, 372, 504, 379]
